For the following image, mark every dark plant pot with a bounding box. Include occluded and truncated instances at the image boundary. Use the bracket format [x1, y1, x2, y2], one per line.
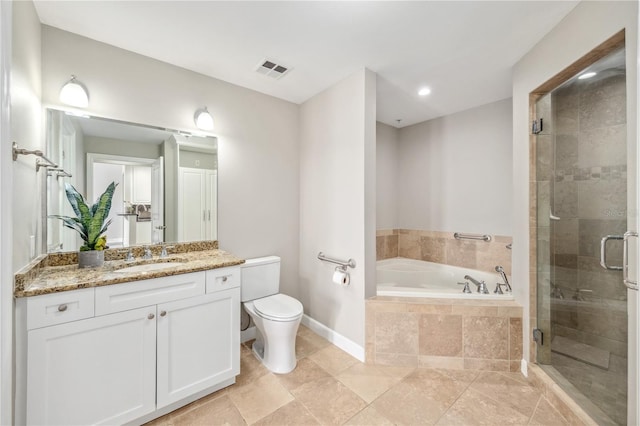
[78, 250, 105, 268]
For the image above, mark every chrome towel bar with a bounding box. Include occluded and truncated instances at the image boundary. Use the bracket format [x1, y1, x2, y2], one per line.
[453, 232, 492, 242]
[317, 252, 356, 269]
[13, 142, 73, 177]
[12, 141, 57, 171]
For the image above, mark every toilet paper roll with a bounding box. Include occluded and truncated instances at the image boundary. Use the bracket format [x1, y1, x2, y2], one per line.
[332, 269, 350, 286]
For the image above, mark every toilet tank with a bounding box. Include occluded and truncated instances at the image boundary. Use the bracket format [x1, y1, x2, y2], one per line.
[241, 256, 281, 302]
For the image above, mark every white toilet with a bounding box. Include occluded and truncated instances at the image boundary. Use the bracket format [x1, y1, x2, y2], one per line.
[241, 256, 304, 374]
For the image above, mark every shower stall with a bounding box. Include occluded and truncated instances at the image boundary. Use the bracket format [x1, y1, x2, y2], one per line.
[535, 47, 630, 425]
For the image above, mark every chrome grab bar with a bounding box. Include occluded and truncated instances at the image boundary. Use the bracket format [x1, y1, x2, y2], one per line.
[600, 235, 623, 271]
[623, 231, 638, 291]
[453, 232, 491, 242]
[317, 252, 356, 269]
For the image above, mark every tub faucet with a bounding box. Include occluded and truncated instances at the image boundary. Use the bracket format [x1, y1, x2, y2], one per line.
[458, 282, 472, 294]
[495, 266, 512, 292]
[464, 275, 489, 294]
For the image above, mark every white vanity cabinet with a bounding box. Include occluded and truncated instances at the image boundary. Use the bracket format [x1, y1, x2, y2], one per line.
[26, 305, 157, 425]
[157, 287, 239, 408]
[16, 266, 241, 426]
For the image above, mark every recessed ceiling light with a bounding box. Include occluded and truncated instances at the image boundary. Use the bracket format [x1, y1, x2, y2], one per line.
[578, 72, 597, 80]
[418, 87, 431, 96]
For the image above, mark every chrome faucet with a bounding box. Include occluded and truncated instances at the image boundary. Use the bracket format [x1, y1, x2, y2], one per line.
[551, 283, 564, 299]
[495, 266, 512, 292]
[494, 282, 509, 294]
[573, 288, 592, 301]
[458, 281, 472, 293]
[124, 248, 135, 262]
[464, 275, 489, 294]
[142, 246, 153, 260]
[160, 245, 175, 258]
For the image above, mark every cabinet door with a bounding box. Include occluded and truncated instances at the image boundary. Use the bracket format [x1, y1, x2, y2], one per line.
[27, 307, 156, 425]
[132, 166, 152, 203]
[206, 170, 217, 240]
[178, 167, 206, 241]
[156, 288, 240, 408]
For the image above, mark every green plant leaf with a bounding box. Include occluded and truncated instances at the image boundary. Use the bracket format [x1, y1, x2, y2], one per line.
[49, 215, 88, 240]
[64, 183, 92, 223]
[86, 182, 117, 248]
[52, 182, 118, 250]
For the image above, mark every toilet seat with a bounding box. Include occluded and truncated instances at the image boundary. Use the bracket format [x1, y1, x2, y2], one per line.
[253, 294, 303, 322]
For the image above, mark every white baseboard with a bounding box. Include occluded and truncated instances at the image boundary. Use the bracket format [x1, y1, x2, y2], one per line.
[521, 359, 528, 377]
[241, 326, 256, 343]
[301, 314, 365, 362]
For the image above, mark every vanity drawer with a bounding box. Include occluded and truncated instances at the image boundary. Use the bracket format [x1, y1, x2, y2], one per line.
[95, 272, 205, 315]
[206, 266, 240, 293]
[26, 288, 95, 330]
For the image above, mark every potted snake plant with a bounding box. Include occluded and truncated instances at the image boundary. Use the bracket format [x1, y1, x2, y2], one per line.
[51, 182, 118, 268]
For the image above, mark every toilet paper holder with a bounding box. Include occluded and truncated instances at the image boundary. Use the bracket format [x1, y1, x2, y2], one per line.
[317, 252, 356, 272]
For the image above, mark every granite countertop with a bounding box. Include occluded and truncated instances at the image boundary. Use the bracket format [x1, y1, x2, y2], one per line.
[14, 241, 245, 298]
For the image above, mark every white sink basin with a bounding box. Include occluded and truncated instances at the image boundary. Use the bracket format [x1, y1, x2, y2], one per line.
[115, 262, 185, 274]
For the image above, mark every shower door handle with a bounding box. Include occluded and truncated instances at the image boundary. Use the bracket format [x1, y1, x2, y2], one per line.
[623, 231, 638, 291]
[600, 235, 624, 271]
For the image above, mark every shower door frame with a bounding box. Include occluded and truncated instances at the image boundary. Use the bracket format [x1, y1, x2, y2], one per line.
[528, 29, 638, 425]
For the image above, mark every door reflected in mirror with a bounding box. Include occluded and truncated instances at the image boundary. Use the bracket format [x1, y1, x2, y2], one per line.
[45, 109, 218, 253]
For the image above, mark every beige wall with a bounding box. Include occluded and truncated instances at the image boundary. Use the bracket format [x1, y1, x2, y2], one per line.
[84, 136, 162, 160]
[376, 122, 398, 230]
[299, 69, 376, 354]
[396, 98, 513, 235]
[40, 26, 301, 299]
[0, 3, 12, 423]
[11, 1, 41, 271]
[512, 3, 638, 411]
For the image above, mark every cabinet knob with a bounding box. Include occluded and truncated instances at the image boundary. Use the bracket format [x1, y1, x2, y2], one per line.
[148, 313, 155, 320]
[160, 310, 167, 317]
[58, 304, 68, 312]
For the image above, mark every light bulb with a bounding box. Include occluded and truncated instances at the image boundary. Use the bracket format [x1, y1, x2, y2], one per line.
[59, 75, 89, 108]
[194, 107, 214, 131]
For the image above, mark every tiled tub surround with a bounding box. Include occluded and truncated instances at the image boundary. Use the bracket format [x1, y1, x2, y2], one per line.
[13, 240, 244, 297]
[376, 229, 512, 276]
[365, 296, 523, 373]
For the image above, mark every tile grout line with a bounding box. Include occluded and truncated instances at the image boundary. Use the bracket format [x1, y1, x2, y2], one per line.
[430, 369, 480, 425]
[471, 370, 542, 418]
[526, 395, 544, 425]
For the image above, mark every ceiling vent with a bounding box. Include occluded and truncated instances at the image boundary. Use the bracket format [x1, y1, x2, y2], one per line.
[255, 59, 291, 79]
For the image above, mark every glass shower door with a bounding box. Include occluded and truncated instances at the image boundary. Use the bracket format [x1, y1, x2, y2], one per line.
[535, 48, 631, 426]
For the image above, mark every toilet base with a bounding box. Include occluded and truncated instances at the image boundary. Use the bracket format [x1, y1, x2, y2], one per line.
[251, 339, 265, 361]
[243, 300, 302, 374]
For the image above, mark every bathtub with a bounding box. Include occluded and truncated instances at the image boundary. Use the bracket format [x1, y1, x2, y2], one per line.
[377, 257, 514, 300]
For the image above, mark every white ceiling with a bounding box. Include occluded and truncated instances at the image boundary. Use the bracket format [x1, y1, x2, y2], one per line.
[34, 1, 578, 128]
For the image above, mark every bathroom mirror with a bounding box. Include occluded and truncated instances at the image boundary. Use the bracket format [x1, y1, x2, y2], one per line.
[45, 109, 218, 252]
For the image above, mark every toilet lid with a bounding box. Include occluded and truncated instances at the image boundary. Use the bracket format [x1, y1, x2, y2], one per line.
[253, 294, 303, 321]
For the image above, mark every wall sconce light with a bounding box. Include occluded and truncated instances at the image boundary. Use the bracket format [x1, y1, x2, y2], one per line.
[194, 107, 214, 131]
[59, 75, 89, 108]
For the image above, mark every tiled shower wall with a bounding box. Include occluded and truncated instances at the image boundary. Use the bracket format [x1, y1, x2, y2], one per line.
[376, 229, 512, 275]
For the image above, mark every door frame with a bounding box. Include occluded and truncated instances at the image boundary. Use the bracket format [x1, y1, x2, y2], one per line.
[528, 30, 638, 424]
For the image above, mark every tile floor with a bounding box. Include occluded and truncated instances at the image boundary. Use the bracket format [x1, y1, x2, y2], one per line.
[147, 325, 569, 425]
